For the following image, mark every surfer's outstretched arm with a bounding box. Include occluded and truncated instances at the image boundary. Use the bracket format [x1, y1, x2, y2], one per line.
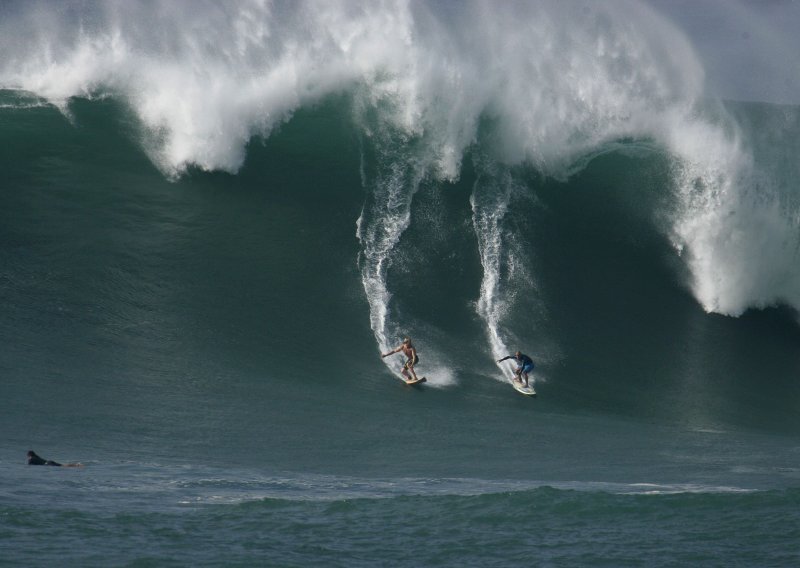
[382, 338, 410, 358]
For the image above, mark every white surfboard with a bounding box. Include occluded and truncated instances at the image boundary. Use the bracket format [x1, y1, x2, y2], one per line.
[403, 376, 427, 385]
[512, 377, 536, 396]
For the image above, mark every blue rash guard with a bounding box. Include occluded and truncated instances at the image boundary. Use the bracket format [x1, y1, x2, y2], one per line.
[501, 353, 534, 373]
[518, 354, 534, 374]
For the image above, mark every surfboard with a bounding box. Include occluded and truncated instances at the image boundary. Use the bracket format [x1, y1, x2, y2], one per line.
[404, 376, 427, 385]
[512, 377, 536, 396]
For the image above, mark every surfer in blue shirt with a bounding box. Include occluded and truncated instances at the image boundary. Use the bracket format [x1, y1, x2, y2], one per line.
[381, 337, 420, 382]
[497, 351, 535, 387]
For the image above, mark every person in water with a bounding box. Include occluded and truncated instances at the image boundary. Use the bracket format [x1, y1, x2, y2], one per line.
[497, 351, 535, 387]
[27, 450, 82, 467]
[381, 337, 421, 382]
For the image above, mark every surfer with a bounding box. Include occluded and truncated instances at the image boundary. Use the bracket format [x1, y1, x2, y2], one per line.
[381, 337, 420, 382]
[497, 351, 535, 387]
[27, 450, 82, 467]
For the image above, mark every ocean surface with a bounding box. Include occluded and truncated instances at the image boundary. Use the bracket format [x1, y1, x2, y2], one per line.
[2, 1, 800, 566]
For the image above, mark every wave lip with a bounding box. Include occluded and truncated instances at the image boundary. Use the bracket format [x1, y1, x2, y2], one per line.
[3, 1, 799, 332]
[0, 1, 703, 175]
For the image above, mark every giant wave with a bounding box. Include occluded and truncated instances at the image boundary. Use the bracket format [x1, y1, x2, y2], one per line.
[1, 0, 799, 390]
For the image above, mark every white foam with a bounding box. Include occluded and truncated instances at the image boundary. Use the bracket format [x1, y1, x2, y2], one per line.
[667, 107, 800, 316]
[3, 0, 796, 320]
[0, 1, 702, 174]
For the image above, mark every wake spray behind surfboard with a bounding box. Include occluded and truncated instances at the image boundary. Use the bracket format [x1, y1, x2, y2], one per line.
[354, 119, 456, 387]
[355, 130, 425, 356]
[471, 162, 514, 369]
[470, 157, 543, 383]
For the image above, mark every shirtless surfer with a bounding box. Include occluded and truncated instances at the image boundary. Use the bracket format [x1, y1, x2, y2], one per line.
[497, 351, 535, 387]
[381, 337, 421, 383]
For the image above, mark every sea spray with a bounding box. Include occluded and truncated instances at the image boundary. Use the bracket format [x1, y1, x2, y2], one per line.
[0, 0, 707, 182]
[668, 103, 800, 316]
[469, 158, 531, 381]
[2, 0, 797, 331]
[355, 127, 426, 356]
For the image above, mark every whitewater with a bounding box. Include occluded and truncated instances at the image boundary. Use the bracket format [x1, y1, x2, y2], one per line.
[2, 1, 800, 566]
[3, 1, 799, 343]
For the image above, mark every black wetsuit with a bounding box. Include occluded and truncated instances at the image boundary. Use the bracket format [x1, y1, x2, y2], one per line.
[27, 453, 61, 466]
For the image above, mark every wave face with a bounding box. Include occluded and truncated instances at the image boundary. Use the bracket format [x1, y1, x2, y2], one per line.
[2, 1, 800, 434]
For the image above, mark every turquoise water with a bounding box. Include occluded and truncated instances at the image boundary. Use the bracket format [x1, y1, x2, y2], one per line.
[2, 1, 800, 566]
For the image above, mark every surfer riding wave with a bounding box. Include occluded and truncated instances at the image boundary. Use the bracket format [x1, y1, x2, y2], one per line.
[497, 351, 535, 388]
[381, 337, 421, 383]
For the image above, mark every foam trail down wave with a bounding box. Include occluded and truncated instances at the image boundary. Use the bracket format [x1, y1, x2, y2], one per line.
[355, 131, 425, 373]
[354, 124, 457, 387]
[470, 159, 532, 383]
[2, 0, 799, 357]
